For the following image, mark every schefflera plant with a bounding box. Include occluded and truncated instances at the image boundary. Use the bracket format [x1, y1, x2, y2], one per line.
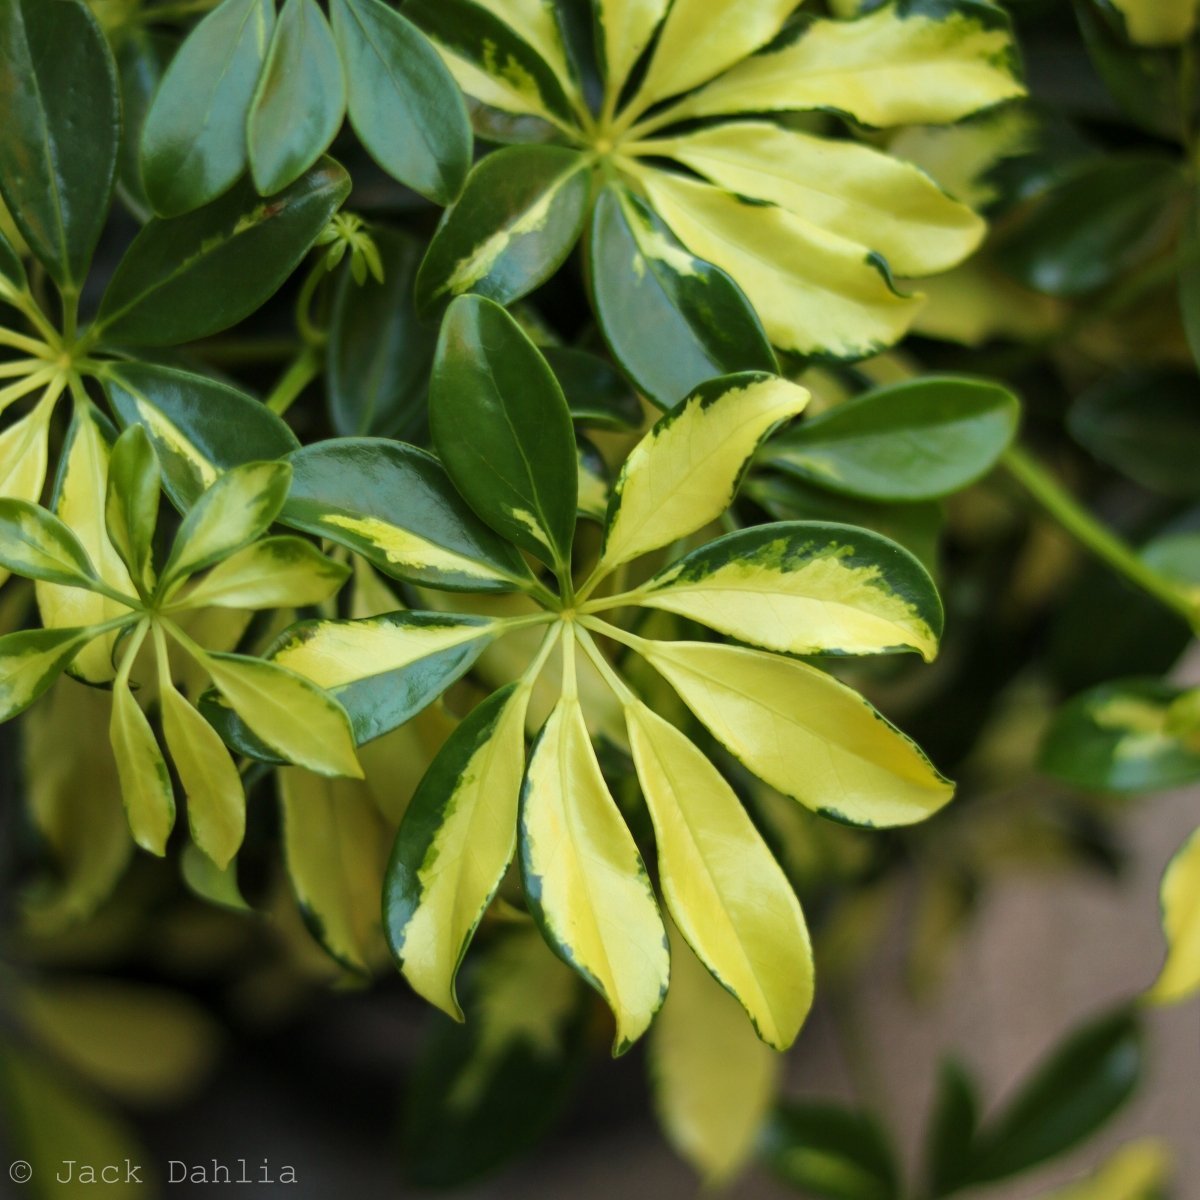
[408, 0, 1025, 408]
[0, 426, 360, 868]
[264, 296, 953, 1052]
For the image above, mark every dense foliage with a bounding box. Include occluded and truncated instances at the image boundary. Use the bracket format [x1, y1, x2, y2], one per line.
[0, 0, 1196, 1195]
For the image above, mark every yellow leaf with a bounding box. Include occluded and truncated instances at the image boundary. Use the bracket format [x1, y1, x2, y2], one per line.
[594, 0, 668, 102]
[0, 379, 57, 588]
[109, 626, 174, 856]
[1109, 0, 1199, 46]
[36, 404, 137, 683]
[203, 652, 363, 780]
[1039, 1139, 1171, 1200]
[638, 639, 954, 827]
[279, 766, 391, 973]
[630, 0, 795, 112]
[470, 0, 575, 91]
[647, 121, 985, 277]
[599, 372, 808, 572]
[520, 692, 669, 1051]
[1147, 826, 1200, 1005]
[627, 702, 813, 1049]
[386, 683, 531, 1018]
[649, 922, 780, 1183]
[159, 676, 244, 868]
[656, 2, 1024, 129]
[640, 169, 923, 359]
[178, 536, 349, 610]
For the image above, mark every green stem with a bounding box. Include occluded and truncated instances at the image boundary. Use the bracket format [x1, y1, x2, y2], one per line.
[0, 326, 51, 356]
[295, 258, 332, 348]
[265, 347, 321, 416]
[1002, 443, 1198, 627]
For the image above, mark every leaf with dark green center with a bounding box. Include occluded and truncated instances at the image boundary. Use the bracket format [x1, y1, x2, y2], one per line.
[327, 229, 435, 439]
[105, 425, 160, 593]
[103, 362, 300, 510]
[96, 159, 350, 347]
[329, 0, 471, 204]
[139, 0, 274, 217]
[0, 626, 100, 723]
[431, 295, 577, 569]
[248, 0, 345, 197]
[589, 184, 777, 411]
[0, 500, 103, 591]
[416, 145, 592, 317]
[764, 376, 1019, 502]
[281, 438, 534, 592]
[1040, 678, 1200, 793]
[0, 0, 119, 287]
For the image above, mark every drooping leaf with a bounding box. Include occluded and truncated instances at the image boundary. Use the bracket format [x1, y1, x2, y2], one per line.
[139, 0, 275, 215]
[764, 376, 1019, 502]
[599, 372, 809, 572]
[161, 461, 291, 590]
[417, 145, 591, 316]
[281, 438, 533, 591]
[630, 521, 943, 661]
[248, 0, 345, 196]
[327, 229, 435, 439]
[520, 692, 670, 1053]
[329, 0, 471, 204]
[649, 920, 780, 1184]
[96, 160, 351, 346]
[431, 295, 578, 568]
[762, 1102, 901, 1200]
[1040, 679, 1200, 793]
[1147, 826, 1200, 1005]
[589, 184, 777, 411]
[385, 683, 530, 1018]
[203, 651, 362, 780]
[966, 1008, 1142, 1185]
[103, 361, 300, 510]
[637, 640, 954, 827]
[0, 0, 119, 286]
[627, 701, 813, 1049]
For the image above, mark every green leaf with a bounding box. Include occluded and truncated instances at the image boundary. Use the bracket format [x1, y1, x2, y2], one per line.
[0, 223, 25, 292]
[632, 520, 943, 661]
[0, 499, 103, 590]
[139, 0, 275, 216]
[431, 295, 577, 568]
[385, 683, 529, 1018]
[1040, 679, 1200, 793]
[999, 155, 1184, 298]
[407, 0, 577, 126]
[543, 346, 643, 431]
[923, 1059, 981, 1198]
[114, 29, 173, 221]
[96, 159, 351, 347]
[521, 693, 670, 1053]
[248, 0, 345, 196]
[180, 537, 349, 610]
[203, 650, 362, 779]
[162, 461, 292, 589]
[103, 361, 299, 510]
[417, 146, 591, 316]
[745, 473, 943, 575]
[281, 438, 533, 591]
[327, 229, 435, 439]
[762, 1103, 901, 1200]
[966, 1008, 1142, 1184]
[589, 184, 777, 411]
[266, 611, 495, 749]
[329, 0, 471, 204]
[105, 424, 161, 594]
[764, 376, 1019, 502]
[0, 0, 119, 287]
[1069, 370, 1200, 497]
[0, 626, 98, 721]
